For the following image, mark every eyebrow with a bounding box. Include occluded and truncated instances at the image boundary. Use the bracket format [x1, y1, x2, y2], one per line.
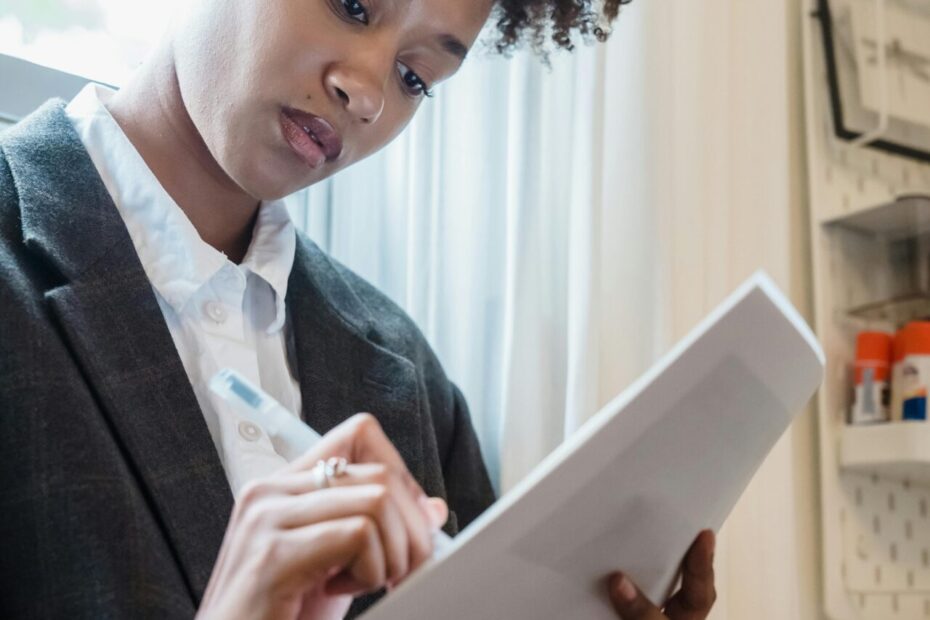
[438, 34, 469, 61]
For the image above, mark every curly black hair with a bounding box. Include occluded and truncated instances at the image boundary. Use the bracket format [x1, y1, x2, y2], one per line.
[490, 0, 632, 57]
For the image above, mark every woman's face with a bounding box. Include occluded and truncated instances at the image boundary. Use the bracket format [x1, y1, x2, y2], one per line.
[172, 0, 494, 200]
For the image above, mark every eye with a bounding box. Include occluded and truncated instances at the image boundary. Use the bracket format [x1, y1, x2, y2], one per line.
[397, 62, 434, 98]
[340, 0, 368, 24]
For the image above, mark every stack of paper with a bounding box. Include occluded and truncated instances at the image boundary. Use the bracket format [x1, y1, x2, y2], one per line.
[363, 271, 825, 619]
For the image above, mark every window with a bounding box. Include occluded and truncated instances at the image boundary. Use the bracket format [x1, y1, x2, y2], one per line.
[0, 0, 182, 85]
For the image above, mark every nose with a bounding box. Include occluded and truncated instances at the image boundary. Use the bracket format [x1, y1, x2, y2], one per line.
[324, 63, 386, 125]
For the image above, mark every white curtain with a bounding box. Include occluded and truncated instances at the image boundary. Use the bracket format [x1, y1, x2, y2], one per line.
[287, 1, 822, 618]
[286, 41, 604, 490]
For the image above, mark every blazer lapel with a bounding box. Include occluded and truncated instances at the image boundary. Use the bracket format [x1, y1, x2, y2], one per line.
[3, 101, 232, 604]
[287, 239, 426, 481]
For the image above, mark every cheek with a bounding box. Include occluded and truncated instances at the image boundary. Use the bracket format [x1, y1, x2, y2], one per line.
[173, 3, 263, 162]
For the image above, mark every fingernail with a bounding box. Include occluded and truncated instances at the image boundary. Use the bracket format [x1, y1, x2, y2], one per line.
[420, 496, 449, 529]
[616, 575, 636, 602]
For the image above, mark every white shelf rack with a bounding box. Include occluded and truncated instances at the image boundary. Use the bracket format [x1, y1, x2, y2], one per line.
[823, 195, 930, 241]
[802, 1, 930, 618]
[840, 424, 930, 485]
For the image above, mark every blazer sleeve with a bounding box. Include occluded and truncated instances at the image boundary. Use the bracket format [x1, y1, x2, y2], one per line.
[441, 383, 496, 532]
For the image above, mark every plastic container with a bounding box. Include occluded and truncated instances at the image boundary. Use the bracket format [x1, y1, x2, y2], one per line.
[850, 331, 893, 424]
[891, 321, 930, 422]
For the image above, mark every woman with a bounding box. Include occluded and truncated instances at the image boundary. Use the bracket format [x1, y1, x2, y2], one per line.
[0, 0, 716, 618]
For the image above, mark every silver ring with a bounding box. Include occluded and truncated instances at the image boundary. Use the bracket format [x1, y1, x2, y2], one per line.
[325, 456, 349, 479]
[313, 457, 349, 489]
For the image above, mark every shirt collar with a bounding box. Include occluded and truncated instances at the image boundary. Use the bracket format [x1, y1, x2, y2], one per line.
[65, 83, 296, 333]
[241, 200, 296, 333]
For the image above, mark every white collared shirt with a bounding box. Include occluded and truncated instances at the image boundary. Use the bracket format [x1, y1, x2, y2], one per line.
[66, 83, 303, 496]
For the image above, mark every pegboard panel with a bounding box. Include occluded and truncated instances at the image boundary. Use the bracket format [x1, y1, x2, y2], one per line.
[841, 473, 930, 594]
[802, 1, 930, 618]
[847, 594, 930, 618]
[816, 142, 930, 224]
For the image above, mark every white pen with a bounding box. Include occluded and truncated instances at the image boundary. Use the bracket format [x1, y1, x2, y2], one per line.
[209, 367, 453, 556]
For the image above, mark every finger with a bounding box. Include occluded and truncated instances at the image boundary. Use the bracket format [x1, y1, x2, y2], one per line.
[343, 465, 432, 572]
[302, 414, 438, 549]
[607, 573, 666, 620]
[267, 463, 398, 497]
[325, 569, 372, 596]
[275, 462, 436, 570]
[270, 484, 410, 583]
[206, 477, 290, 605]
[204, 478, 287, 608]
[292, 413, 428, 505]
[422, 496, 449, 530]
[663, 530, 717, 620]
[277, 515, 388, 597]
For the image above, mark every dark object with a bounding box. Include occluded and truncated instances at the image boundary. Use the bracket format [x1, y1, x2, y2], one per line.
[491, 0, 632, 56]
[813, 0, 930, 163]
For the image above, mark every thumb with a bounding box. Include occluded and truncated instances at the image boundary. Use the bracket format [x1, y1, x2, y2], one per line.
[607, 573, 665, 619]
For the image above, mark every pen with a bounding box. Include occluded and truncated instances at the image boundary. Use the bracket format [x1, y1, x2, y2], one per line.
[209, 368, 453, 556]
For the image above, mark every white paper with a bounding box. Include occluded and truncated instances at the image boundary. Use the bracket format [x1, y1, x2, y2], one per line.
[362, 271, 825, 619]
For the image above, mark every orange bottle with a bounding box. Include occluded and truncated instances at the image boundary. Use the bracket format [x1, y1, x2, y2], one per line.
[851, 331, 893, 424]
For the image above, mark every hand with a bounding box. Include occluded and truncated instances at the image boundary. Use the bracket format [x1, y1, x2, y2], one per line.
[196, 413, 448, 620]
[607, 530, 717, 620]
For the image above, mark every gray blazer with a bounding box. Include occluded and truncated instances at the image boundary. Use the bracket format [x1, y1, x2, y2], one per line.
[0, 101, 495, 619]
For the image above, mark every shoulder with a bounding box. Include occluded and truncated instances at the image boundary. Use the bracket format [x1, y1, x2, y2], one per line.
[0, 126, 65, 322]
[0, 99, 73, 257]
[0, 133, 18, 222]
[0, 138, 27, 278]
[0, 144, 12, 200]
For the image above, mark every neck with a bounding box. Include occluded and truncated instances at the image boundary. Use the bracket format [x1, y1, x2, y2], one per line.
[106, 44, 259, 264]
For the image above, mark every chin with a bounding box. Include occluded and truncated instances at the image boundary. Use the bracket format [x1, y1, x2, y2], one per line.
[227, 153, 316, 202]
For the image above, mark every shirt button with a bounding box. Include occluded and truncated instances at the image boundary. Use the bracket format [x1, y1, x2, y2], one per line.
[238, 420, 262, 442]
[204, 301, 227, 324]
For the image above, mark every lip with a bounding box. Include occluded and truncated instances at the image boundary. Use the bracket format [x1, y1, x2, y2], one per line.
[280, 107, 343, 169]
